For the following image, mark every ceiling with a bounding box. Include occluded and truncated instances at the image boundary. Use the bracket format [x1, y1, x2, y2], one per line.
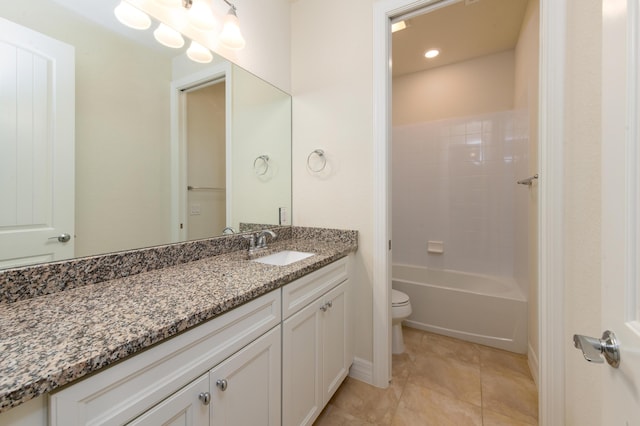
[392, 0, 529, 77]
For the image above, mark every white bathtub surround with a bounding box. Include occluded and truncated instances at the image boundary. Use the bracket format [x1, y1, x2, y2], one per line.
[392, 264, 528, 354]
[392, 110, 529, 292]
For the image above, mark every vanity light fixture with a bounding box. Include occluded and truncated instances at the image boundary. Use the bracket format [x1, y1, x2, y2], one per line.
[114, 0, 151, 30]
[187, 0, 218, 31]
[154, 23, 185, 48]
[219, 0, 246, 50]
[425, 49, 440, 59]
[187, 40, 213, 63]
[114, 0, 246, 64]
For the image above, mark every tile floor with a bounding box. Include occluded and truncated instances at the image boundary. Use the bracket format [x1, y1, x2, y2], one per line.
[314, 327, 538, 425]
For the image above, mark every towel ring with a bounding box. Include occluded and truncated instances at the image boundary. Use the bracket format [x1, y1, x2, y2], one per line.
[307, 149, 326, 172]
[253, 155, 269, 176]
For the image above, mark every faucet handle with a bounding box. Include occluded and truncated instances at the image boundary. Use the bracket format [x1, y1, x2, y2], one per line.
[243, 234, 256, 249]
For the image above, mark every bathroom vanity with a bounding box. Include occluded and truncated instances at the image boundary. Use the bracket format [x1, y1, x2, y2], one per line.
[0, 227, 357, 426]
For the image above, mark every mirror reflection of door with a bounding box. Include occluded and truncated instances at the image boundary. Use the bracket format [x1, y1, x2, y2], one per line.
[0, 17, 74, 269]
[185, 80, 226, 240]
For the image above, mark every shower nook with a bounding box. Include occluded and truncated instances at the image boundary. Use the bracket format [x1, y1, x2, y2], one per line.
[390, 0, 538, 356]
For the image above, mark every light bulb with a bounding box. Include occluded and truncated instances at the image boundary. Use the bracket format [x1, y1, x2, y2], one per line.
[114, 1, 151, 30]
[154, 23, 185, 48]
[188, 0, 216, 31]
[187, 41, 213, 63]
[424, 49, 440, 59]
[219, 9, 245, 50]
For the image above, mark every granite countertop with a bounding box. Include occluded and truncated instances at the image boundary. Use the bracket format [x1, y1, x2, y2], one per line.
[0, 236, 356, 413]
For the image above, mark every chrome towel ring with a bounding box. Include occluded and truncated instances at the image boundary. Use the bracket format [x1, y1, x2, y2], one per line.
[307, 149, 326, 172]
[253, 155, 269, 175]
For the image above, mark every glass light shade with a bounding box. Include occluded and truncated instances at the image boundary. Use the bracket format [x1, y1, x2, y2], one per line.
[114, 1, 151, 30]
[154, 23, 185, 48]
[219, 11, 245, 50]
[188, 0, 216, 31]
[187, 41, 213, 63]
[156, 0, 181, 7]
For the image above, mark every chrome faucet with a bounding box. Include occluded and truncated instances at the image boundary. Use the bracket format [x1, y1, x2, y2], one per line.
[257, 229, 276, 248]
[245, 229, 277, 256]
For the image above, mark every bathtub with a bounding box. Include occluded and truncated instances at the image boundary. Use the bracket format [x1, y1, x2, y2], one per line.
[392, 264, 528, 354]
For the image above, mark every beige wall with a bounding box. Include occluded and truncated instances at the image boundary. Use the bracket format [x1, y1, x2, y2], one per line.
[393, 50, 515, 124]
[564, 0, 603, 423]
[513, 0, 540, 380]
[292, 0, 375, 363]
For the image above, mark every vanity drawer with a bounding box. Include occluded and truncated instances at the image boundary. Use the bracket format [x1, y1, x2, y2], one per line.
[282, 257, 348, 320]
[49, 290, 281, 426]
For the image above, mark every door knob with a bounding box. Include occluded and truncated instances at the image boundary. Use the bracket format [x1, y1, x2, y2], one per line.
[48, 233, 71, 243]
[573, 330, 620, 368]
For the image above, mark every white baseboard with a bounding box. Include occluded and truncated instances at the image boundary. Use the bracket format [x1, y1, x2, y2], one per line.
[349, 357, 374, 384]
[528, 342, 539, 388]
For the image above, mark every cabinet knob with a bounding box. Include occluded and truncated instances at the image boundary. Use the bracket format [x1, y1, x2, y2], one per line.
[198, 392, 211, 405]
[216, 379, 228, 391]
[320, 303, 328, 312]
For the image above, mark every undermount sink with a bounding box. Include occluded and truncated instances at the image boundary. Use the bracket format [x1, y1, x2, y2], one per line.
[252, 250, 315, 266]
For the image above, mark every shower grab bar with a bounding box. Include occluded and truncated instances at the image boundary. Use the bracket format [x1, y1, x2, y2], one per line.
[517, 174, 539, 186]
[187, 186, 225, 191]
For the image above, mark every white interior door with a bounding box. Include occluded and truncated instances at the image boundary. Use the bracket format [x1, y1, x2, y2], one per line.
[0, 17, 75, 269]
[600, 0, 640, 422]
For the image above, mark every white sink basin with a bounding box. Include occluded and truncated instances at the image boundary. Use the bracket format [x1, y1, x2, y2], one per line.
[252, 250, 314, 266]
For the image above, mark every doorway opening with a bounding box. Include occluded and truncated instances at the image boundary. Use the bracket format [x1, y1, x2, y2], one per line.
[182, 79, 228, 240]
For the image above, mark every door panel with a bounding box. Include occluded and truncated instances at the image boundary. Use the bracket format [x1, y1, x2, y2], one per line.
[0, 17, 75, 268]
[601, 0, 640, 421]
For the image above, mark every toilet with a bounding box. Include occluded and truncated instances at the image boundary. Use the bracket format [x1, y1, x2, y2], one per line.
[391, 289, 412, 354]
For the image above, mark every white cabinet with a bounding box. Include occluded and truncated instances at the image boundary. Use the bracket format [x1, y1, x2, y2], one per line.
[282, 258, 351, 426]
[46, 257, 352, 426]
[128, 374, 209, 426]
[131, 326, 281, 426]
[49, 291, 281, 426]
[209, 326, 281, 426]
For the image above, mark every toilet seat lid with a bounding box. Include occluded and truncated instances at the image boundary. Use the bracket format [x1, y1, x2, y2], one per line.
[392, 289, 410, 306]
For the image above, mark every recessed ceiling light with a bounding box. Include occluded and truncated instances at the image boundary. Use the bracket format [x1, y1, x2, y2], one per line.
[391, 21, 407, 33]
[424, 49, 440, 59]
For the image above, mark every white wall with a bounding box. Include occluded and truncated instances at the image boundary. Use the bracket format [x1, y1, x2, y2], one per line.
[564, 0, 603, 423]
[291, 0, 375, 364]
[393, 50, 516, 124]
[392, 111, 528, 278]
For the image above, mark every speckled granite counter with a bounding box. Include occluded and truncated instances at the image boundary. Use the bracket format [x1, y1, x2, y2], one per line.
[0, 227, 357, 413]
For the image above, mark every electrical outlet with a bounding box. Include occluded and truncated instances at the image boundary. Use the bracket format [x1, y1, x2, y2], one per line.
[190, 204, 201, 215]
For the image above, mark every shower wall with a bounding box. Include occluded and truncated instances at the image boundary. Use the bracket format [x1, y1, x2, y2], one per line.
[392, 48, 529, 289]
[392, 111, 528, 278]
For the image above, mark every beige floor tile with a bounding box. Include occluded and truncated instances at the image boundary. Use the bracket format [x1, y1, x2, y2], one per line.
[391, 382, 482, 426]
[410, 351, 482, 406]
[481, 369, 538, 424]
[313, 403, 378, 426]
[327, 376, 401, 425]
[479, 345, 533, 380]
[483, 408, 538, 425]
[418, 330, 481, 365]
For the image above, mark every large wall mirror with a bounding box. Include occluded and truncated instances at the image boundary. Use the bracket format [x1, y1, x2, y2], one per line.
[0, 0, 292, 269]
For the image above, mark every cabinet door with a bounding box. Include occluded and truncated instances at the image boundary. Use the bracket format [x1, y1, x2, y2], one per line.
[282, 297, 323, 426]
[210, 326, 281, 426]
[322, 281, 349, 404]
[128, 374, 209, 426]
